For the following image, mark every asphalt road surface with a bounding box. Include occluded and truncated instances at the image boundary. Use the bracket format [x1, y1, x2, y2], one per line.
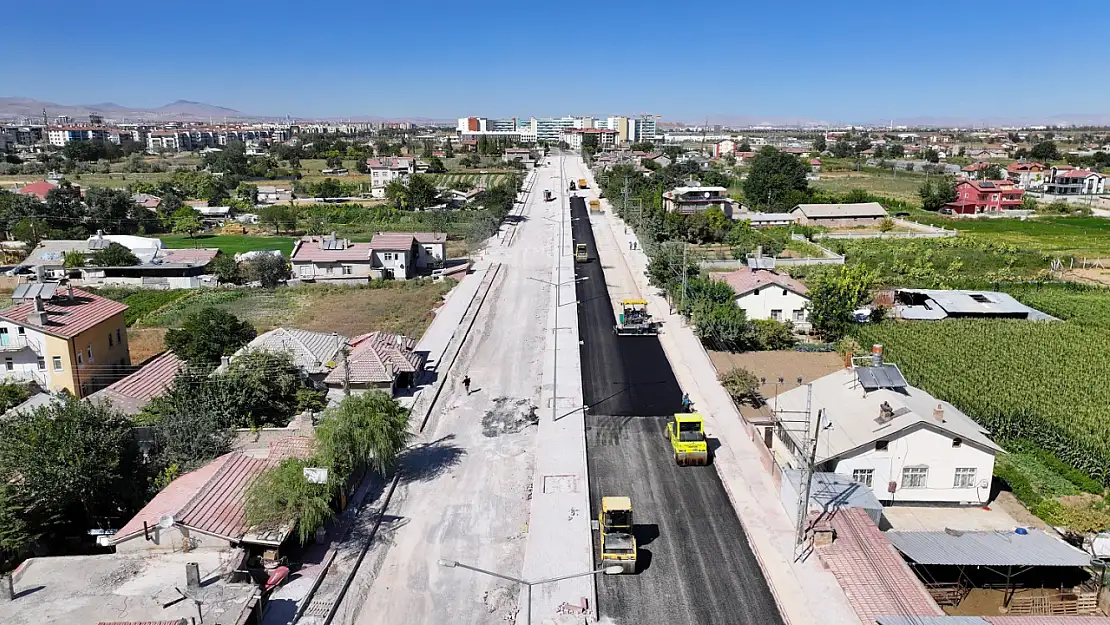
[569, 191, 784, 625]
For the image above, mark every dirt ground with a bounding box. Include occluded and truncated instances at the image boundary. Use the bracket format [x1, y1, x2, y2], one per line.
[946, 587, 1077, 617]
[982, 491, 1050, 531]
[127, 327, 168, 365]
[1062, 268, 1110, 286]
[707, 350, 844, 420]
[291, 282, 454, 339]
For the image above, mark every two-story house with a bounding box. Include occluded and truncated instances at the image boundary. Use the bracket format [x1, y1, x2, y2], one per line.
[662, 186, 734, 217]
[1044, 166, 1106, 196]
[290, 232, 446, 282]
[366, 157, 415, 196]
[773, 363, 1002, 506]
[1006, 161, 1046, 189]
[290, 234, 374, 281]
[945, 180, 1024, 215]
[0, 283, 130, 397]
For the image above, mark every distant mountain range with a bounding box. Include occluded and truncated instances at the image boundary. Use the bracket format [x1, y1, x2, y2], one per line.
[0, 97, 251, 122]
[698, 113, 1110, 129]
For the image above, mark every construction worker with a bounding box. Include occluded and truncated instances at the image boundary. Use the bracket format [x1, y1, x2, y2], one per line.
[681, 393, 692, 412]
[463, 375, 471, 395]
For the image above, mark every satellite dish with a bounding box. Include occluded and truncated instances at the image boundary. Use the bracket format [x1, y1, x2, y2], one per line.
[158, 515, 175, 529]
[704, 191, 711, 198]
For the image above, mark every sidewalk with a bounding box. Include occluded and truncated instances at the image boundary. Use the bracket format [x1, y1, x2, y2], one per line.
[582, 169, 860, 625]
[519, 156, 595, 623]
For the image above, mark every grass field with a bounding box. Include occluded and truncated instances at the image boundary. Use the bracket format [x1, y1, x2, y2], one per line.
[123, 280, 456, 359]
[160, 234, 297, 255]
[906, 212, 1110, 257]
[812, 170, 929, 204]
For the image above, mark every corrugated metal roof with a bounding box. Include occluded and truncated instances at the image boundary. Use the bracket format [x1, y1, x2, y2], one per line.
[987, 618, 1110, 625]
[817, 508, 944, 623]
[88, 351, 184, 415]
[174, 453, 276, 541]
[792, 202, 889, 218]
[886, 529, 1092, 567]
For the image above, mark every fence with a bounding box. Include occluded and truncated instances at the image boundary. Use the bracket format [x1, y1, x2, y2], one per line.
[814, 219, 957, 240]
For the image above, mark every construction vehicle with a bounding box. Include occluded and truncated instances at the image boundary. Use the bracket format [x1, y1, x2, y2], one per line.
[543, 189, 553, 202]
[667, 413, 709, 466]
[589, 199, 601, 212]
[614, 300, 658, 335]
[578, 178, 588, 189]
[574, 243, 589, 262]
[598, 496, 637, 574]
[569, 180, 577, 191]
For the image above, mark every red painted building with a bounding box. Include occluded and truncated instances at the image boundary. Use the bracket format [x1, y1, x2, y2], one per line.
[945, 180, 1024, 215]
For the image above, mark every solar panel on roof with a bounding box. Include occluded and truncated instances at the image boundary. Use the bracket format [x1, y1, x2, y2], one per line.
[321, 238, 346, 250]
[87, 238, 108, 249]
[856, 364, 908, 391]
[979, 181, 995, 188]
[12, 282, 59, 301]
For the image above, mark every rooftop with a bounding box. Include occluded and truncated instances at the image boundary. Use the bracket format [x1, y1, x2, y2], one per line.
[368, 232, 416, 251]
[886, 528, 1092, 567]
[16, 180, 58, 200]
[4, 550, 257, 625]
[87, 351, 184, 415]
[0, 288, 128, 338]
[791, 202, 889, 218]
[774, 367, 1002, 464]
[710, 267, 809, 298]
[290, 235, 372, 263]
[894, 289, 1056, 321]
[232, 328, 346, 376]
[324, 331, 422, 385]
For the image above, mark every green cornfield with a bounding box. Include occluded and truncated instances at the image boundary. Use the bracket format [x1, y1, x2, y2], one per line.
[854, 309, 1110, 483]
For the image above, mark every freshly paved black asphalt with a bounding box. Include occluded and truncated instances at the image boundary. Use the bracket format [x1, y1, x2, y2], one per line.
[571, 195, 784, 625]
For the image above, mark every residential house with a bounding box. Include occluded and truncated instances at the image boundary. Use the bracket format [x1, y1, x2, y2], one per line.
[733, 210, 797, 228]
[960, 161, 995, 179]
[324, 331, 423, 395]
[441, 187, 482, 208]
[1044, 166, 1106, 195]
[16, 180, 58, 201]
[502, 148, 535, 168]
[366, 157, 415, 193]
[966, 147, 1007, 159]
[87, 350, 184, 414]
[368, 231, 445, 279]
[711, 260, 811, 328]
[131, 192, 161, 211]
[290, 233, 374, 281]
[892, 288, 1056, 321]
[790, 202, 888, 227]
[0, 283, 130, 397]
[773, 363, 1003, 505]
[15, 233, 219, 288]
[945, 180, 1024, 215]
[560, 128, 617, 150]
[662, 186, 734, 217]
[1006, 161, 1047, 189]
[713, 139, 737, 158]
[256, 185, 293, 204]
[227, 328, 345, 385]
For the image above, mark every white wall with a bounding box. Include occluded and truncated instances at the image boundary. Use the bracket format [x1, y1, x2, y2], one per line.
[830, 426, 995, 505]
[372, 250, 410, 280]
[0, 322, 51, 387]
[736, 288, 810, 324]
[293, 261, 372, 280]
[416, 243, 445, 268]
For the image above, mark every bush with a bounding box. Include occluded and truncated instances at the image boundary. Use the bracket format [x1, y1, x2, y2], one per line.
[718, 367, 761, 406]
[750, 319, 797, 350]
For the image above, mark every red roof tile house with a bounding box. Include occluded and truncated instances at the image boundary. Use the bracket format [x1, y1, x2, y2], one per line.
[1045, 165, 1106, 196]
[1006, 161, 1047, 189]
[291, 232, 446, 282]
[87, 350, 184, 414]
[16, 180, 58, 201]
[711, 266, 811, 329]
[290, 233, 374, 281]
[324, 330, 424, 395]
[946, 180, 1025, 215]
[961, 161, 996, 179]
[110, 452, 285, 553]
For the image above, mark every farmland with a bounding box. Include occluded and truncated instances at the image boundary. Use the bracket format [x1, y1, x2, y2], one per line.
[852, 283, 1110, 486]
[907, 212, 1110, 257]
[160, 233, 297, 255]
[812, 169, 929, 204]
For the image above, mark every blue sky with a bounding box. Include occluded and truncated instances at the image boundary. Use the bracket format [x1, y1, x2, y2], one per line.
[4, 0, 1107, 122]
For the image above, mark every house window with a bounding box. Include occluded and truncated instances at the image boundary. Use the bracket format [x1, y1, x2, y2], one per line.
[902, 467, 928, 489]
[852, 469, 874, 488]
[117, 328, 121, 344]
[87, 345, 93, 360]
[952, 437, 963, 448]
[770, 309, 782, 321]
[792, 309, 806, 322]
[53, 356, 62, 371]
[782, 288, 788, 296]
[17, 327, 24, 336]
[108, 333, 114, 347]
[343, 265, 353, 275]
[77, 353, 83, 365]
[300, 266, 312, 277]
[752, 288, 759, 295]
[37, 357, 45, 371]
[384, 252, 394, 261]
[875, 440, 889, 451]
[4, 358, 12, 371]
[325, 266, 334, 275]
[953, 467, 977, 489]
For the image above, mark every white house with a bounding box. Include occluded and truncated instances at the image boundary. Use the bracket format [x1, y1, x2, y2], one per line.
[711, 263, 810, 328]
[290, 234, 374, 281]
[365, 157, 415, 190]
[773, 364, 1002, 506]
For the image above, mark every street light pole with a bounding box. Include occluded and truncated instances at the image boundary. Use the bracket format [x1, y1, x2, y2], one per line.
[437, 559, 622, 625]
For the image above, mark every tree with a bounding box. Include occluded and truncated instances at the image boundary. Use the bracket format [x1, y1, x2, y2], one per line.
[807, 264, 876, 340]
[0, 396, 142, 554]
[421, 140, 433, 158]
[921, 148, 940, 163]
[209, 253, 241, 285]
[981, 163, 1004, 180]
[426, 156, 447, 174]
[407, 174, 439, 209]
[325, 153, 343, 169]
[164, 307, 256, 366]
[444, 138, 454, 158]
[0, 382, 29, 414]
[89, 242, 140, 267]
[738, 141, 752, 153]
[1031, 141, 1060, 162]
[750, 318, 797, 350]
[85, 187, 140, 234]
[144, 372, 238, 469]
[812, 136, 827, 152]
[888, 144, 905, 158]
[878, 217, 895, 233]
[312, 178, 346, 199]
[918, 178, 957, 211]
[243, 252, 288, 287]
[171, 206, 202, 239]
[220, 350, 312, 427]
[718, 367, 761, 406]
[259, 204, 294, 234]
[742, 146, 810, 212]
[316, 391, 413, 477]
[831, 140, 853, 158]
[384, 178, 409, 209]
[246, 457, 334, 545]
[44, 183, 85, 231]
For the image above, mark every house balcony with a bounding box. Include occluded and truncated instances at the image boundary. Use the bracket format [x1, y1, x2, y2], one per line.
[0, 336, 32, 352]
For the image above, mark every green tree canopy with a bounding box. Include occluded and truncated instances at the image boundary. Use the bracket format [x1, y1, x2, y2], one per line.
[242, 253, 289, 288]
[806, 264, 876, 340]
[316, 391, 413, 477]
[742, 147, 810, 212]
[1030, 141, 1060, 162]
[171, 206, 202, 238]
[164, 307, 256, 366]
[88, 241, 141, 267]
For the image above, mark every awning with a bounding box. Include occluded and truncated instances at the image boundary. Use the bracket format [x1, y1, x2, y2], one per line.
[887, 529, 1092, 567]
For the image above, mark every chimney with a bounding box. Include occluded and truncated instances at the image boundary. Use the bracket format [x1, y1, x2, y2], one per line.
[220, 356, 231, 368]
[871, 344, 883, 367]
[933, 404, 945, 422]
[185, 562, 201, 591]
[755, 245, 763, 260]
[879, 401, 894, 422]
[844, 350, 853, 369]
[27, 296, 48, 325]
